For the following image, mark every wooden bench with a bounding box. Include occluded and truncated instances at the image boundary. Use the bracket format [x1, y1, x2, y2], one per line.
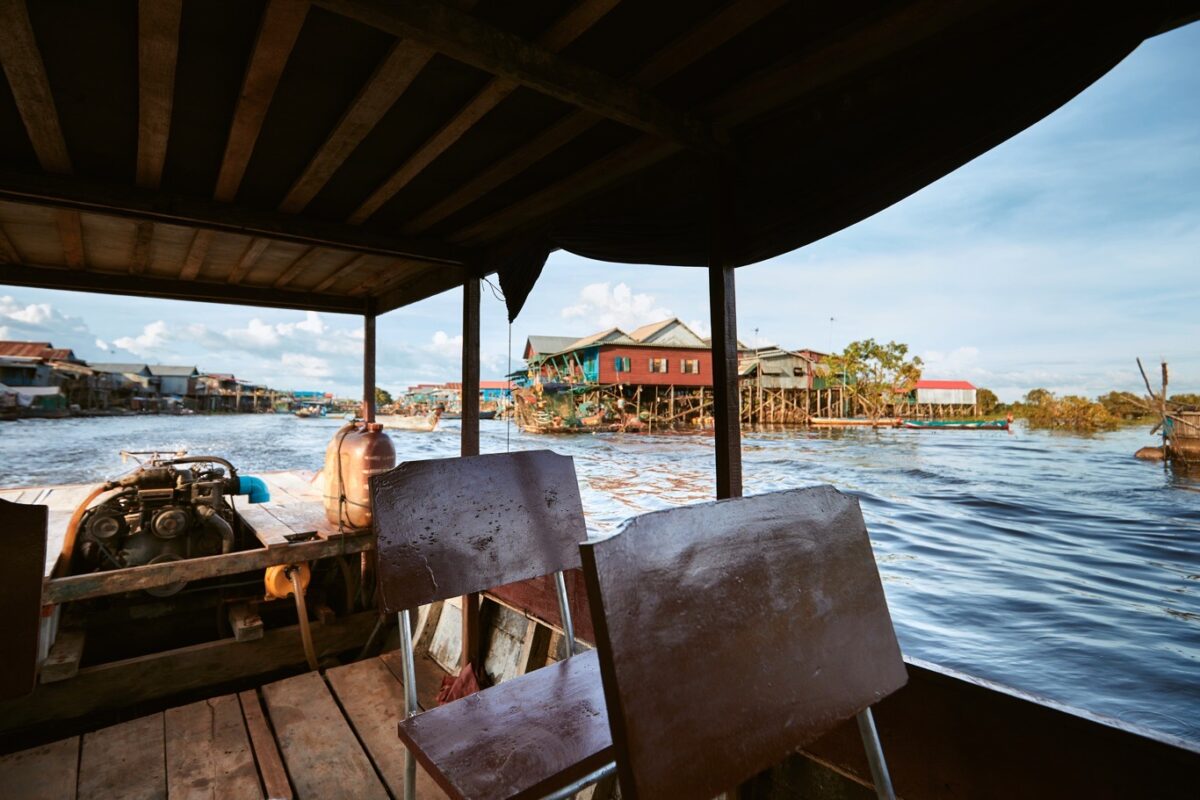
[372, 450, 610, 800]
[580, 485, 909, 799]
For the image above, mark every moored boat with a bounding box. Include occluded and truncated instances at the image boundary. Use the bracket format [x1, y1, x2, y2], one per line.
[811, 417, 902, 428]
[902, 419, 1010, 430]
[376, 409, 442, 432]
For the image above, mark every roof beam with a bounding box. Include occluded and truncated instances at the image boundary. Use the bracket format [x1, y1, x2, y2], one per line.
[402, 0, 785, 234]
[0, 223, 20, 263]
[272, 245, 329, 289]
[214, 0, 309, 203]
[130, 220, 154, 275]
[314, 0, 721, 155]
[375, 264, 467, 314]
[178, 228, 214, 280]
[0, 168, 470, 265]
[312, 252, 373, 292]
[449, 0, 989, 247]
[0, 261, 365, 314]
[136, 0, 181, 189]
[347, 0, 620, 224]
[226, 237, 271, 285]
[55, 209, 85, 268]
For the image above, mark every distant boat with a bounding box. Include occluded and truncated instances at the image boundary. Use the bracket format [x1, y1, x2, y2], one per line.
[902, 419, 1009, 430]
[294, 406, 325, 418]
[376, 409, 442, 432]
[810, 417, 901, 428]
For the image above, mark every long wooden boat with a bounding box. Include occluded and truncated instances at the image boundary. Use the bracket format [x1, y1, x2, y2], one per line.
[811, 417, 902, 428]
[376, 410, 442, 432]
[1, 1, 1197, 796]
[902, 419, 1010, 430]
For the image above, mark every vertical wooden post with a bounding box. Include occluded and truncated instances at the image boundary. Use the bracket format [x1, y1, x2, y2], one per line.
[363, 298, 376, 422]
[708, 162, 742, 500]
[461, 277, 481, 671]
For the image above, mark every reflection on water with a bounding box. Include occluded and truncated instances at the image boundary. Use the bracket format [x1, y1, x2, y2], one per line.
[2, 415, 1198, 741]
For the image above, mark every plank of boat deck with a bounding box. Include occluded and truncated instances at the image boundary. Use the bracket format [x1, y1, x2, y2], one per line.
[165, 695, 263, 800]
[261, 671, 389, 800]
[0, 736, 79, 799]
[239, 503, 296, 547]
[326, 658, 450, 799]
[78, 712, 166, 800]
[239, 690, 294, 800]
[262, 470, 321, 500]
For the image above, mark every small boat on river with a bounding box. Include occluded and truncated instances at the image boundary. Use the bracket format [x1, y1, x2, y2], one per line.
[376, 409, 442, 432]
[811, 417, 902, 428]
[902, 419, 1010, 430]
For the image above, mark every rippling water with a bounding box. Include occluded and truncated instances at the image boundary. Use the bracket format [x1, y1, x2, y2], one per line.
[2, 414, 1197, 741]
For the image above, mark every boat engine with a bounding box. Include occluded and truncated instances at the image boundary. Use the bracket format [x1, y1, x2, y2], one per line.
[71, 455, 266, 592]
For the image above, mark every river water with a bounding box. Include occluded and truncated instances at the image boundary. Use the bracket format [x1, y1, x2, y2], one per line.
[2, 414, 1197, 742]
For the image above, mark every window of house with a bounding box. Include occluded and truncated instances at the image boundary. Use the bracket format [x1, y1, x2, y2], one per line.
[649, 358, 668, 373]
[681, 359, 700, 374]
[614, 356, 631, 372]
[793, 367, 805, 377]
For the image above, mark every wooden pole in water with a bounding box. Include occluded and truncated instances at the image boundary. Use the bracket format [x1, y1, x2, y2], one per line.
[460, 277, 481, 671]
[363, 298, 376, 422]
[708, 160, 743, 499]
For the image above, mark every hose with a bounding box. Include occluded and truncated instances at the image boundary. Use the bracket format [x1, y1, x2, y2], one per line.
[196, 505, 235, 554]
[54, 481, 115, 578]
[288, 566, 320, 672]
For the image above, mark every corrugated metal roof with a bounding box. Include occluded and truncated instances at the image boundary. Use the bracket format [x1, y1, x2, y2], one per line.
[525, 336, 579, 357]
[148, 365, 199, 377]
[89, 362, 151, 374]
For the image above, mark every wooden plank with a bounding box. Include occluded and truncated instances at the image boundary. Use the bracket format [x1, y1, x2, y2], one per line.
[261, 671, 388, 800]
[312, 252, 373, 292]
[0, 736, 80, 800]
[0, 612, 376, 733]
[0, 0, 73, 173]
[315, 0, 720, 154]
[130, 220, 154, 274]
[363, 301, 376, 421]
[402, 0, 783, 235]
[378, 649, 449, 715]
[229, 603, 265, 642]
[0, 167, 468, 265]
[40, 628, 84, 684]
[260, 499, 350, 540]
[56, 209, 85, 268]
[43, 532, 372, 604]
[261, 470, 321, 500]
[178, 227, 215, 280]
[347, 0, 617, 224]
[214, 0, 309, 203]
[165, 695, 263, 800]
[239, 690, 294, 800]
[226, 236, 270, 284]
[78, 713, 166, 800]
[136, 0, 182, 189]
[279, 41, 436, 214]
[325, 658, 450, 799]
[0, 222, 21, 262]
[272, 245, 321, 289]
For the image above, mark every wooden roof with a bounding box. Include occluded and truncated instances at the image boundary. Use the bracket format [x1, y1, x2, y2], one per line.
[0, 0, 1194, 317]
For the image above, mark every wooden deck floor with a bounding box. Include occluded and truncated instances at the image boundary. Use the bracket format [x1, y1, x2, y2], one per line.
[0, 653, 452, 799]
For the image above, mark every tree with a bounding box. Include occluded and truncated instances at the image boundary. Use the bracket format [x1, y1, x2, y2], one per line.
[1017, 388, 1118, 432]
[822, 339, 922, 420]
[1096, 391, 1149, 420]
[977, 388, 1000, 415]
[375, 387, 393, 407]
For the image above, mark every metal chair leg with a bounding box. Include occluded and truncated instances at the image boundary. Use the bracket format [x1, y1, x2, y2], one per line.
[553, 571, 576, 658]
[856, 707, 895, 800]
[399, 610, 419, 800]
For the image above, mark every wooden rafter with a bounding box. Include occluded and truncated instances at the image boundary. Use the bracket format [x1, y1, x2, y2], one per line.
[0, 168, 469, 265]
[130, 221, 154, 275]
[347, 0, 620, 224]
[0, 223, 20, 263]
[178, 229, 215, 280]
[214, 0, 309, 203]
[312, 252, 372, 293]
[278, 44, 435, 214]
[403, 0, 784, 235]
[227, 237, 271, 285]
[0, 0, 89, 270]
[0, 261, 364, 314]
[136, 0, 182, 189]
[448, 0, 985, 248]
[272, 246, 326, 289]
[314, 0, 721, 154]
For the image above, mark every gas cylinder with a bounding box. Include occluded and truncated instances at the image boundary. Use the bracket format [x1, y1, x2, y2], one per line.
[323, 421, 396, 529]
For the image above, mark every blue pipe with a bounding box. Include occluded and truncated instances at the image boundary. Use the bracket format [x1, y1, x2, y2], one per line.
[235, 475, 271, 504]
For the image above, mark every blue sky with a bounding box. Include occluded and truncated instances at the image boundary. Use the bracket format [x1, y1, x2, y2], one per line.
[2, 24, 1197, 402]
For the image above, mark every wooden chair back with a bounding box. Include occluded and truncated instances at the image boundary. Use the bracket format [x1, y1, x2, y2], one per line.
[580, 485, 907, 800]
[372, 450, 587, 613]
[0, 499, 48, 700]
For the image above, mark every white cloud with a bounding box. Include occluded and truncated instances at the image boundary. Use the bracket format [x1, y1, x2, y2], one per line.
[281, 352, 331, 378]
[113, 320, 171, 356]
[560, 282, 672, 330]
[94, 338, 109, 351]
[426, 330, 463, 357]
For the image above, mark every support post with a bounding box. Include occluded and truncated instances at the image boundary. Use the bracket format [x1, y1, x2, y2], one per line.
[708, 161, 742, 500]
[363, 298, 376, 422]
[461, 277, 481, 670]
